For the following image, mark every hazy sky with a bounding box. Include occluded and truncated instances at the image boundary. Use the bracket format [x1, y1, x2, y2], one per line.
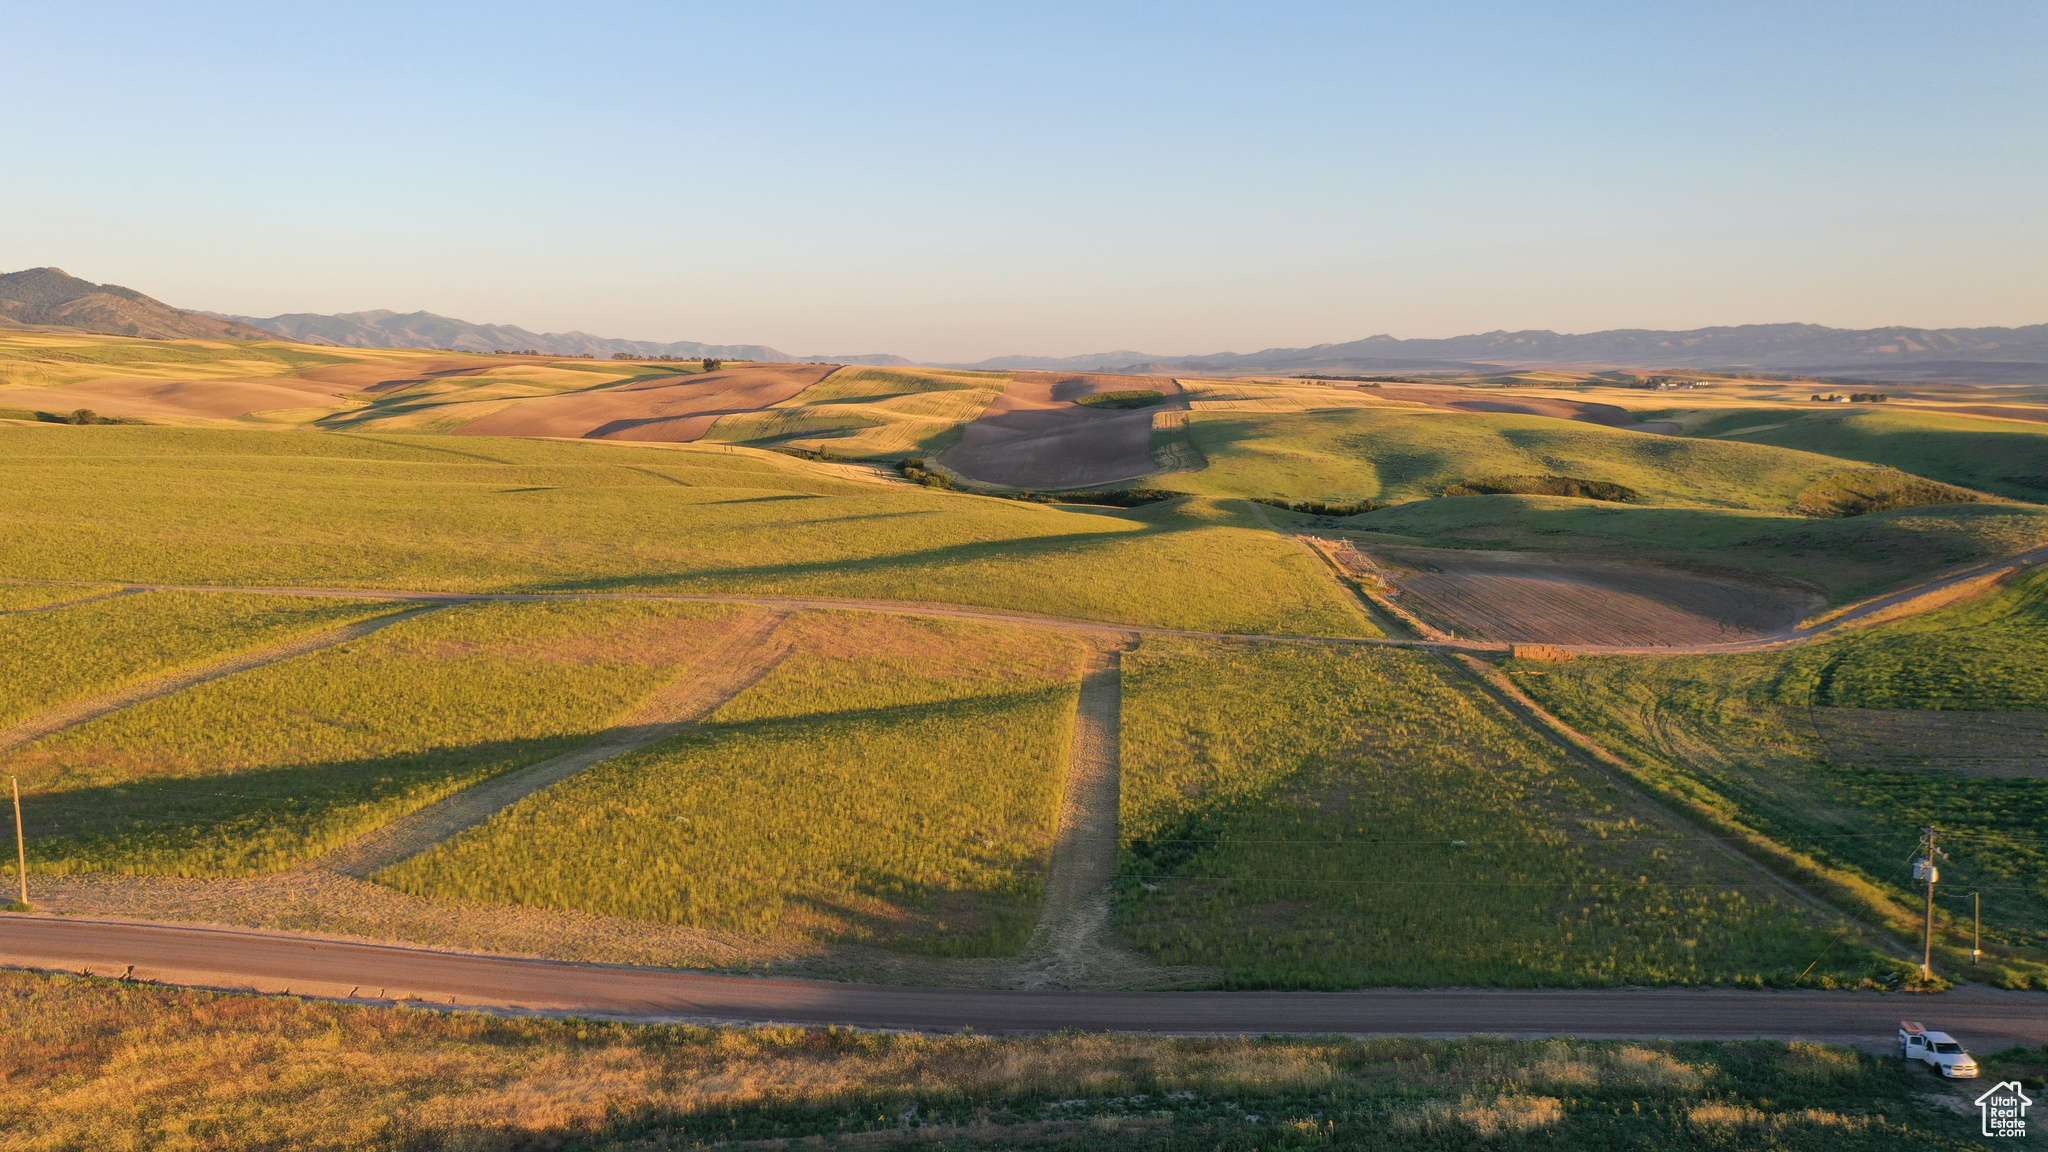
[5, 1, 2043, 360]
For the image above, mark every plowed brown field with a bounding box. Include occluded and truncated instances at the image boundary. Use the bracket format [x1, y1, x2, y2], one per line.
[454, 363, 833, 442]
[939, 372, 1184, 489]
[1351, 543, 1822, 646]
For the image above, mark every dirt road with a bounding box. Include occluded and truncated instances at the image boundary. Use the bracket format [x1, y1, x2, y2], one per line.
[6, 538, 2042, 659]
[5, 915, 2044, 1043]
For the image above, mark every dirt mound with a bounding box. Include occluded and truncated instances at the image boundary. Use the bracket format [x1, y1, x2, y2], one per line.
[1375, 384, 1637, 427]
[939, 372, 1185, 489]
[1353, 544, 1821, 646]
[453, 364, 832, 442]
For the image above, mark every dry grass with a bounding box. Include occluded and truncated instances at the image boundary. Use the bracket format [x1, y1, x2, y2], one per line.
[0, 969, 1962, 1151]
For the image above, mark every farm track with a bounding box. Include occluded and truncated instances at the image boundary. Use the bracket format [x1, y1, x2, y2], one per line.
[1438, 653, 1918, 961]
[1011, 639, 1168, 989]
[6, 914, 2048, 1042]
[312, 611, 795, 879]
[8, 538, 2034, 659]
[0, 603, 444, 756]
[0, 586, 144, 617]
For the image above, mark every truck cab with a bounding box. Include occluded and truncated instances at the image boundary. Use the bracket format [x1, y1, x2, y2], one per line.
[1899, 1020, 1980, 1079]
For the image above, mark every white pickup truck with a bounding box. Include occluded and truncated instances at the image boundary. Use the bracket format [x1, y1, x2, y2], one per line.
[1899, 1020, 1980, 1078]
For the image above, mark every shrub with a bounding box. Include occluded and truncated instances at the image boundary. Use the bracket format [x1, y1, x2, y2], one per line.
[1074, 389, 1165, 409]
[1441, 474, 1641, 502]
[1253, 496, 1382, 517]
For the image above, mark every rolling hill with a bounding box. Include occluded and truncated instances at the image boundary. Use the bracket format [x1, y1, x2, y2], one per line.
[0, 268, 274, 341]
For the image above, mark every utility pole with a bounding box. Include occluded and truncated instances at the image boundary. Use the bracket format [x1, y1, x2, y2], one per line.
[1914, 825, 1941, 981]
[9, 776, 25, 909]
[1972, 891, 1981, 965]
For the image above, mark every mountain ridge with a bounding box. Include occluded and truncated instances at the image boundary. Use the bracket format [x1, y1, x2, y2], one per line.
[951, 323, 2048, 379]
[0, 268, 274, 341]
[7, 267, 2045, 380]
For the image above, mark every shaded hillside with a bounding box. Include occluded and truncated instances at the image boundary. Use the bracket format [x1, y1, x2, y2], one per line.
[0, 268, 272, 341]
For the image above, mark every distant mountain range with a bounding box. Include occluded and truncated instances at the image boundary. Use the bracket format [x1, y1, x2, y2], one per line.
[0, 268, 273, 341]
[222, 308, 796, 362]
[6, 266, 2044, 381]
[963, 325, 2048, 380]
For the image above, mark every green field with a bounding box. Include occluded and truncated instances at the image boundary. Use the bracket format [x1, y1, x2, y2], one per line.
[1693, 406, 2048, 503]
[0, 330, 354, 388]
[1114, 639, 1884, 987]
[1164, 406, 1965, 513]
[3, 599, 749, 875]
[0, 591, 388, 731]
[384, 613, 1086, 955]
[1508, 568, 2048, 986]
[1346, 495, 2048, 602]
[5, 969, 1999, 1152]
[704, 365, 1004, 458]
[0, 425, 1374, 637]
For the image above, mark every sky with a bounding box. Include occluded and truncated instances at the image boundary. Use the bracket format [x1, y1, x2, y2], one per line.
[3, 1, 2044, 361]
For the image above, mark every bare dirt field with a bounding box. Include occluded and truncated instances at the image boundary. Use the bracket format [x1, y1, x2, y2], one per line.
[1806, 707, 2048, 778]
[296, 357, 501, 392]
[939, 372, 1185, 488]
[454, 363, 833, 442]
[1341, 543, 1823, 646]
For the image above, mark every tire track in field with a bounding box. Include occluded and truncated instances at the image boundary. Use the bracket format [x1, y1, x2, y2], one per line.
[0, 586, 145, 617]
[313, 610, 796, 879]
[1436, 652, 1918, 962]
[1012, 637, 1179, 989]
[0, 604, 445, 757]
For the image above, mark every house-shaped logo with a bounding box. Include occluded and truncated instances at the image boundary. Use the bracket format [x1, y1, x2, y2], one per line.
[1976, 1080, 2031, 1139]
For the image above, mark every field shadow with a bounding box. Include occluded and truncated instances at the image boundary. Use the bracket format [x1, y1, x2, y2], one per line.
[22, 732, 599, 873]
[513, 513, 1198, 594]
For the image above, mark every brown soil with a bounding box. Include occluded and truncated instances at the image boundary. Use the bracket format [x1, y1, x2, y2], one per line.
[939, 372, 1185, 489]
[1806, 707, 2048, 778]
[1349, 545, 1822, 647]
[298, 359, 499, 392]
[1374, 384, 1637, 427]
[453, 364, 833, 442]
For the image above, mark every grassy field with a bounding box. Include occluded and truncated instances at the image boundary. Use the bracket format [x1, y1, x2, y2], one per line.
[1692, 406, 2048, 502]
[2, 970, 2007, 1152]
[1508, 568, 2048, 986]
[704, 365, 1004, 458]
[0, 591, 389, 731]
[1346, 495, 2048, 603]
[385, 613, 1087, 955]
[0, 330, 353, 389]
[313, 360, 690, 434]
[0, 582, 121, 611]
[2, 600, 752, 875]
[1162, 406, 1963, 513]
[1113, 639, 1885, 988]
[0, 425, 1374, 637]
